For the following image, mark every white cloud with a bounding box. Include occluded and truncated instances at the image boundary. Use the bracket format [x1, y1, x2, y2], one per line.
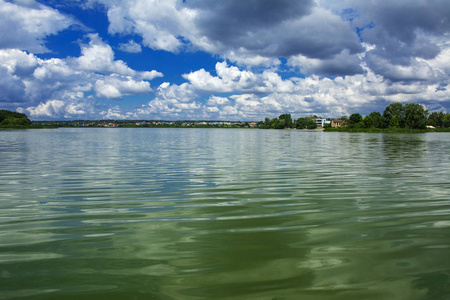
[141, 70, 164, 80]
[207, 96, 230, 106]
[0, 0, 76, 53]
[26, 100, 65, 117]
[91, 0, 362, 72]
[0, 34, 163, 119]
[94, 76, 152, 99]
[75, 34, 163, 80]
[76, 34, 136, 76]
[183, 62, 294, 94]
[100, 106, 136, 119]
[3, 0, 450, 120]
[157, 82, 198, 103]
[0, 49, 39, 75]
[118, 40, 142, 53]
[223, 50, 282, 68]
[100, 0, 196, 53]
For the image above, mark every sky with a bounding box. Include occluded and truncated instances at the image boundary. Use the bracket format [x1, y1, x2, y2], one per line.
[0, 0, 449, 121]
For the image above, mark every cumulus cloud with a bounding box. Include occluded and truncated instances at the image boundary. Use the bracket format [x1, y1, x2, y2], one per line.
[118, 40, 142, 53]
[94, 76, 152, 99]
[89, 0, 449, 79]
[207, 96, 230, 106]
[141, 70, 164, 80]
[323, 0, 450, 80]
[0, 33, 163, 119]
[91, 0, 363, 72]
[0, 66, 26, 105]
[75, 34, 164, 80]
[3, 0, 450, 120]
[0, 0, 76, 53]
[138, 56, 450, 121]
[26, 99, 65, 117]
[289, 50, 364, 76]
[100, 105, 137, 119]
[99, 0, 195, 53]
[350, 0, 450, 61]
[183, 62, 294, 93]
[76, 34, 137, 76]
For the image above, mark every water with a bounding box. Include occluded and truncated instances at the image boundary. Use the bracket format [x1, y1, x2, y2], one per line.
[0, 128, 449, 300]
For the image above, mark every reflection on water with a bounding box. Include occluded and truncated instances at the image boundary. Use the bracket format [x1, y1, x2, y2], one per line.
[0, 129, 449, 299]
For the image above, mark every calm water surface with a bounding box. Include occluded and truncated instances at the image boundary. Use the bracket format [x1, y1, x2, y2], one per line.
[0, 128, 449, 299]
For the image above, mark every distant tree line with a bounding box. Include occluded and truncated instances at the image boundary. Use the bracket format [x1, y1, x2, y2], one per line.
[0, 110, 32, 127]
[260, 102, 449, 130]
[427, 111, 450, 128]
[344, 102, 445, 129]
[259, 114, 317, 129]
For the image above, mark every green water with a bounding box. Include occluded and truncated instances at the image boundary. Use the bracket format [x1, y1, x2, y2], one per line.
[0, 128, 449, 299]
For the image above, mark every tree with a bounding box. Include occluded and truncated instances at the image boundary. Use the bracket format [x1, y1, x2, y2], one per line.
[340, 116, 349, 127]
[368, 111, 383, 128]
[428, 111, 445, 127]
[0, 110, 32, 127]
[278, 113, 293, 128]
[443, 113, 450, 128]
[390, 115, 400, 128]
[272, 118, 286, 129]
[347, 113, 363, 128]
[349, 113, 363, 124]
[383, 102, 404, 128]
[295, 116, 317, 129]
[363, 115, 373, 128]
[403, 103, 428, 129]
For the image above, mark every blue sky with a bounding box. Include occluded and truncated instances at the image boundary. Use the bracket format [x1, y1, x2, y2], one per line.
[1, 0, 449, 120]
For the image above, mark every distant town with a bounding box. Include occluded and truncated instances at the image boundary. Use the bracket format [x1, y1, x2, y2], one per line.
[30, 118, 335, 129]
[31, 120, 262, 128]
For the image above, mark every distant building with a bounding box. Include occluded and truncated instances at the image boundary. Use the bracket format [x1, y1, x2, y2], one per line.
[331, 118, 345, 128]
[316, 119, 331, 128]
[249, 122, 257, 128]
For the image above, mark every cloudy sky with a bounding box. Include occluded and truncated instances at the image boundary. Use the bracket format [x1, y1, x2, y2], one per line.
[1, 0, 449, 120]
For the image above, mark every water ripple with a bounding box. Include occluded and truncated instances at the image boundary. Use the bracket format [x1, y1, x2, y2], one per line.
[1, 129, 449, 299]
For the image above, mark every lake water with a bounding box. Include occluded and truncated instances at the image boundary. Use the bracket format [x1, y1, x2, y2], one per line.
[1, 128, 449, 300]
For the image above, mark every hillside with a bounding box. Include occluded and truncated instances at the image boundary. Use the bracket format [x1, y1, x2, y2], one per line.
[0, 110, 32, 128]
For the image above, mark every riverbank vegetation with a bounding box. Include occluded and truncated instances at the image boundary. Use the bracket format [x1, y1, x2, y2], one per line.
[259, 114, 318, 129]
[325, 102, 450, 132]
[324, 102, 431, 132]
[259, 102, 450, 133]
[0, 110, 32, 129]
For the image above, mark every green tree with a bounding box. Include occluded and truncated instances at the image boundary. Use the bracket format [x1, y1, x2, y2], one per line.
[383, 102, 404, 128]
[368, 111, 383, 128]
[278, 113, 293, 128]
[349, 113, 363, 124]
[443, 113, 450, 128]
[340, 116, 349, 127]
[403, 103, 428, 129]
[390, 115, 400, 128]
[0, 110, 32, 127]
[272, 118, 286, 129]
[348, 113, 363, 128]
[428, 111, 445, 127]
[295, 116, 317, 129]
[363, 115, 373, 128]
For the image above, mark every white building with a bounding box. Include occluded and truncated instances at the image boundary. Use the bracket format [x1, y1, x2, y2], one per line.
[316, 119, 331, 128]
